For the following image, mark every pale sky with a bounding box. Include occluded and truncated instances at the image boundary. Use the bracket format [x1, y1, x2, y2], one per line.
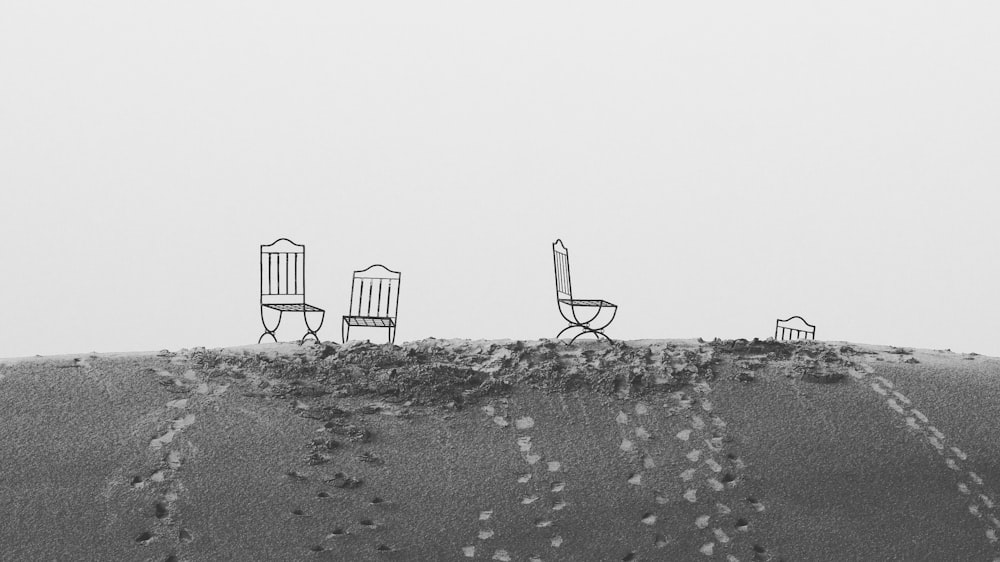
[2, 2, 999, 359]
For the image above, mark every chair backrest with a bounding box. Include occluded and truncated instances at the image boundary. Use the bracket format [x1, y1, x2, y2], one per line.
[348, 264, 401, 318]
[775, 316, 816, 340]
[261, 238, 307, 305]
[553, 239, 573, 300]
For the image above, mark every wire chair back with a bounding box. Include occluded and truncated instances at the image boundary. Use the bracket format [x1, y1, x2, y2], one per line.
[348, 264, 401, 320]
[261, 238, 307, 305]
[552, 239, 573, 300]
[775, 316, 816, 340]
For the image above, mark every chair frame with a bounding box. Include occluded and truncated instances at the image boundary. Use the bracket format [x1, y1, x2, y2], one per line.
[342, 264, 401, 345]
[259, 238, 326, 343]
[775, 315, 816, 340]
[552, 239, 617, 344]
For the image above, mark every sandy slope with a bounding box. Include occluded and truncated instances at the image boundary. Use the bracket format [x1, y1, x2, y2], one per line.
[1, 339, 998, 562]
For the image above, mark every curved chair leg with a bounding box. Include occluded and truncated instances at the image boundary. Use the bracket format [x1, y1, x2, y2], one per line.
[388, 326, 395, 345]
[302, 310, 326, 343]
[259, 308, 282, 343]
[342, 320, 350, 344]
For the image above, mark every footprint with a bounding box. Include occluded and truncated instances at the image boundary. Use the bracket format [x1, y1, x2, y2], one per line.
[952, 447, 968, 460]
[493, 550, 512, 561]
[515, 417, 535, 430]
[634, 427, 651, 440]
[154, 502, 168, 519]
[676, 429, 693, 441]
[699, 542, 714, 555]
[327, 528, 348, 538]
[547, 461, 561, 472]
[552, 500, 568, 511]
[653, 533, 669, 547]
[681, 468, 697, 481]
[970, 472, 984, 485]
[641, 513, 657, 525]
[135, 531, 155, 545]
[912, 409, 929, 423]
[370, 497, 386, 505]
[522, 495, 540, 504]
[167, 451, 183, 470]
[735, 518, 749, 532]
[642, 455, 656, 469]
[359, 518, 377, 529]
[517, 473, 533, 484]
[550, 535, 564, 547]
[871, 383, 888, 396]
[178, 528, 193, 543]
[695, 515, 710, 529]
[478, 530, 495, 539]
[550, 481, 566, 492]
[462, 546, 476, 558]
[684, 489, 698, 503]
[525, 454, 542, 465]
[166, 399, 189, 409]
[721, 473, 737, 485]
[707, 478, 724, 492]
[635, 403, 649, 415]
[616, 411, 629, 424]
[713, 528, 731, 543]
[620, 439, 635, 452]
[747, 497, 766, 512]
[517, 436, 533, 452]
[686, 450, 702, 462]
[493, 416, 509, 427]
[691, 416, 706, 430]
[628, 473, 642, 486]
[716, 503, 731, 515]
[705, 458, 722, 473]
[479, 510, 493, 520]
[535, 518, 553, 528]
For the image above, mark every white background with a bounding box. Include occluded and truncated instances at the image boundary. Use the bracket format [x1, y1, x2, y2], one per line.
[2, 2, 998, 358]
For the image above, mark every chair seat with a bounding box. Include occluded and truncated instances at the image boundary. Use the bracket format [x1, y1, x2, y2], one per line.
[264, 303, 325, 313]
[343, 316, 396, 328]
[560, 298, 616, 308]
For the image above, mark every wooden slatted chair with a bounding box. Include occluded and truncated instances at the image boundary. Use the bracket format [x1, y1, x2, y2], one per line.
[342, 264, 401, 345]
[552, 239, 617, 343]
[259, 238, 325, 343]
[775, 315, 816, 340]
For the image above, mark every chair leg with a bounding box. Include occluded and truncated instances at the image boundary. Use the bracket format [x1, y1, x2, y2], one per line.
[388, 326, 395, 345]
[301, 310, 325, 343]
[342, 320, 350, 344]
[259, 308, 282, 343]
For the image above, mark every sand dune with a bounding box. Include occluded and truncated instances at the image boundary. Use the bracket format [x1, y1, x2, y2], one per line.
[1, 338, 999, 561]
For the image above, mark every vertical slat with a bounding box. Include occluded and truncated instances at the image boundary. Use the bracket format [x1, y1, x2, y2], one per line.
[285, 253, 290, 295]
[386, 282, 393, 318]
[377, 279, 384, 316]
[356, 279, 363, 315]
[367, 280, 373, 315]
[294, 253, 299, 295]
[268, 254, 273, 294]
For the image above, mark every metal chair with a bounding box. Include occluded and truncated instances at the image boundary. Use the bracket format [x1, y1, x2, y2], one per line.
[775, 316, 816, 340]
[259, 238, 325, 343]
[552, 239, 617, 343]
[342, 264, 401, 345]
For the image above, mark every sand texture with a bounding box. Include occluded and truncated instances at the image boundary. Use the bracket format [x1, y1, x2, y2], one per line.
[1, 338, 999, 561]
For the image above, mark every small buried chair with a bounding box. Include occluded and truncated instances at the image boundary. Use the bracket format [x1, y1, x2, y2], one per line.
[552, 239, 617, 343]
[342, 264, 401, 345]
[775, 316, 816, 340]
[259, 238, 326, 343]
